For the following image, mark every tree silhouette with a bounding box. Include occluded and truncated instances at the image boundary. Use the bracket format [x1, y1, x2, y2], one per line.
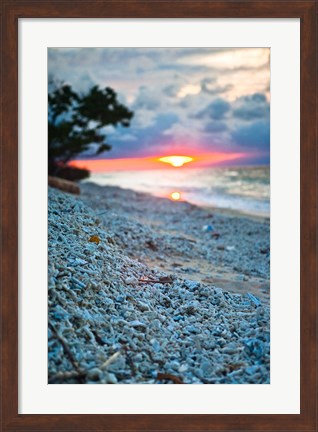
[48, 81, 134, 179]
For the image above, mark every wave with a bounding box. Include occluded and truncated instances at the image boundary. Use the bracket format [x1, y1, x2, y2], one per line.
[87, 166, 270, 217]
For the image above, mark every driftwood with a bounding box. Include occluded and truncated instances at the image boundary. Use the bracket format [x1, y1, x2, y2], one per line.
[48, 176, 80, 195]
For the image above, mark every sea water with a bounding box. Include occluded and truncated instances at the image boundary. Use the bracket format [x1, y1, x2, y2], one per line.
[88, 166, 270, 217]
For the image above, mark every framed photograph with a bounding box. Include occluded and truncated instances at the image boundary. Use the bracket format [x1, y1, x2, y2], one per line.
[1, 1, 317, 431]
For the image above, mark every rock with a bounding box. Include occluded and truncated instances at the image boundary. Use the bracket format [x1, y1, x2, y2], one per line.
[243, 338, 265, 358]
[48, 187, 270, 385]
[150, 338, 161, 352]
[184, 280, 200, 291]
[199, 359, 214, 378]
[246, 293, 261, 307]
[69, 276, 86, 289]
[202, 224, 214, 232]
[137, 301, 149, 312]
[185, 325, 200, 334]
[87, 368, 102, 381]
[245, 365, 259, 376]
[125, 276, 138, 285]
[129, 320, 147, 330]
[260, 247, 270, 254]
[152, 319, 161, 329]
[68, 258, 88, 266]
[222, 342, 239, 355]
[166, 360, 180, 371]
[133, 353, 143, 362]
[105, 372, 118, 384]
[178, 364, 188, 373]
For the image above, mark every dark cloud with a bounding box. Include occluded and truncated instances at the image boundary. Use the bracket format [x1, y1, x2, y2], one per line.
[204, 121, 228, 133]
[233, 93, 269, 121]
[196, 98, 231, 120]
[231, 119, 270, 150]
[49, 48, 270, 163]
[108, 112, 179, 157]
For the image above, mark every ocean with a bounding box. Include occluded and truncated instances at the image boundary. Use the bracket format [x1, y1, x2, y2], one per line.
[87, 166, 270, 217]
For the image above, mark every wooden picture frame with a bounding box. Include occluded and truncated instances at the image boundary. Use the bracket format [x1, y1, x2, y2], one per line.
[1, 1, 317, 430]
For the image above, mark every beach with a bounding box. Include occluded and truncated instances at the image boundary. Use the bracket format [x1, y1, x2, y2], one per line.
[48, 183, 270, 384]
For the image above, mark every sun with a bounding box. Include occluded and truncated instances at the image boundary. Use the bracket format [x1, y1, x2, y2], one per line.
[158, 155, 194, 167]
[170, 192, 181, 201]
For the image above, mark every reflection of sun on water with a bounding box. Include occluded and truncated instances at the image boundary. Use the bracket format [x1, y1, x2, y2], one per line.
[158, 155, 193, 167]
[170, 192, 181, 201]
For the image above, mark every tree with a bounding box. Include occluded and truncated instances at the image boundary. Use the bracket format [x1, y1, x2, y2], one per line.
[48, 81, 134, 179]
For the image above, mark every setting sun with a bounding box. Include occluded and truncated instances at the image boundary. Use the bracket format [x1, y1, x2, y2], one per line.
[158, 155, 193, 167]
[170, 192, 181, 201]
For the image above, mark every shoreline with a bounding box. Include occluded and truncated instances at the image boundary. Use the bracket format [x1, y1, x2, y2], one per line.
[199, 204, 269, 223]
[48, 183, 270, 384]
[83, 179, 269, 222]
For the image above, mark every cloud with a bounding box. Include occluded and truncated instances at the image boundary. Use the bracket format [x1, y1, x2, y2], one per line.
[133, 86, 161, 110]
[233, 93, 269, 121]
[231, 120, 270, 150]
[163, 84, 179, 97]
[116, 133, 137, 142]
[177, 84, 201, 98]
[107, 112, 179, 157]
[201, 78, 233, 96]
[48, 47, 270, 164]
[196, 98, 231, 120]
[203, 121, 229, 133]
[179, 48, 269, 71]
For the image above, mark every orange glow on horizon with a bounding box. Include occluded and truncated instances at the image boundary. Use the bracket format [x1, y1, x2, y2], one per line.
[170, 192, 181, 201]
[158, 155, 194, 167]
[70, 152, 248, 172]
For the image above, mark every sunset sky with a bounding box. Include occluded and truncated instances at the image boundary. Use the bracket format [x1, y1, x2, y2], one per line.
[48, 48, 270, 169]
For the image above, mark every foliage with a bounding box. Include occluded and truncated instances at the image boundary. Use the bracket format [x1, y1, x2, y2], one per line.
[48, 81, 134, 178]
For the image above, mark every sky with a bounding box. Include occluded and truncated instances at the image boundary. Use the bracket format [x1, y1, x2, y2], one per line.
[48, 48, 270, 167]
